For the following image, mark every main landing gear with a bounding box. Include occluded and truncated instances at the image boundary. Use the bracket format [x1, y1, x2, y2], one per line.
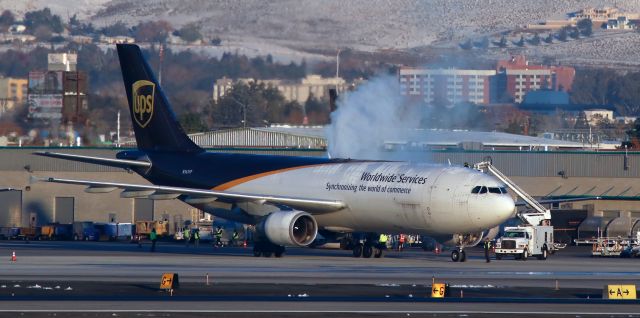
[451, 247, 467, 262]
[252, 241, 285, 258]
[352, 242, 384, 258]
[348, 233, 384, 258]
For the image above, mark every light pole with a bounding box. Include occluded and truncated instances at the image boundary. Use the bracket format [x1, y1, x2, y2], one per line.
[335, 49, 341, 91]
[229, 96, 247, 128]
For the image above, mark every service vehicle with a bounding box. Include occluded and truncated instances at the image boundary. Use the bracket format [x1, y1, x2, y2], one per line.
[494, 225, 554, 260]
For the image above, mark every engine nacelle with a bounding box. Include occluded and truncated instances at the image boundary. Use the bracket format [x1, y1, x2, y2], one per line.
[257, 210, 318, 247]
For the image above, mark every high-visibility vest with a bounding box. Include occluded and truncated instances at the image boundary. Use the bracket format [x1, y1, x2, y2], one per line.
[215, 229, 223, 238]
[183, 229, 190, 238]
[194, 231, 200, 240]
[379, 234, 388, 243]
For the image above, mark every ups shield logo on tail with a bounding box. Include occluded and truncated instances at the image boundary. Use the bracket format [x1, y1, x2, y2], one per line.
[132, 80, 155, 128]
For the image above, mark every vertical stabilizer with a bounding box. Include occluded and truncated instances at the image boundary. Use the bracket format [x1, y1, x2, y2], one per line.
[117, 44, 203, 153]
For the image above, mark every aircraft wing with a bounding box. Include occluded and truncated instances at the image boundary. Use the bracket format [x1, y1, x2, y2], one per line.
[515, 196, 601, 206]
[32, 176, 346, 214]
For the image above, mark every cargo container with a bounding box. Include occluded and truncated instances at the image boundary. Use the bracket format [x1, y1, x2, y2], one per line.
[72, 221, 99, 241]
[18, 227, 41, 240]
[40, 223, 73, 240]
[135, 220, 169, 240]
[88, 223, 134, 241]
[116, 223, 134, 240]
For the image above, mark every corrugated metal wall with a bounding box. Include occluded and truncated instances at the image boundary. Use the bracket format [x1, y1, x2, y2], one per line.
[429, 150, 639, 178]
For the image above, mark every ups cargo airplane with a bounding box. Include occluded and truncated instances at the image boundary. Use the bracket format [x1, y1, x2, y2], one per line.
[34, 44, 516, 262]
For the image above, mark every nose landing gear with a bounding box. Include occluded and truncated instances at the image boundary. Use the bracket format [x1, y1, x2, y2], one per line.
[451, 247, 467, 262]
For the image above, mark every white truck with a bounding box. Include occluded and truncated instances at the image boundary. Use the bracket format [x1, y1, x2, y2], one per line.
[494, 225, 554, 260]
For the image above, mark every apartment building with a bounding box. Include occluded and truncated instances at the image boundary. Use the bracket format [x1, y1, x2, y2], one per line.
[213, 75, 348, 105]
[399, 68, 496, 106]
[0, 77, 28, 112]
[496, 55, 575, 103]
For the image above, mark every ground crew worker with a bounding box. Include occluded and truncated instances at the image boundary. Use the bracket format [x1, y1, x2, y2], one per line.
[378, 233, 388, 250]
[150, 228, 157, 252]
[214, 226, 223, 247]
[183, 227, 191, 247]
[232, 230, 239, 246]
[398, 234, 406, 251]
[483, 237, 492, 263]
[193, 229, 200, 248]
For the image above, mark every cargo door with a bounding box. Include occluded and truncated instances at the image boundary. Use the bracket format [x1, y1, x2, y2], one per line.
[55, 197, 74, 224]
[133, 198, 154, 221]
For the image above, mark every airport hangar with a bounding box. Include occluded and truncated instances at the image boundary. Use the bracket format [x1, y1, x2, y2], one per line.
[1, 127, 638, 242]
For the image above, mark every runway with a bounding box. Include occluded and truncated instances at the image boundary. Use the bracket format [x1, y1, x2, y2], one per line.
[0, 240, 639, 317]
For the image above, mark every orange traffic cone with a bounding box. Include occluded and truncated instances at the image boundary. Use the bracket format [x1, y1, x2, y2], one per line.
[11, 251, 16, 262]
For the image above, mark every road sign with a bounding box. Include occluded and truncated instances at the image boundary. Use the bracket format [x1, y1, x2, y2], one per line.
[603, 285, 636, 299]
[431, 283, 448, 298]
[160, 273, 180, 290]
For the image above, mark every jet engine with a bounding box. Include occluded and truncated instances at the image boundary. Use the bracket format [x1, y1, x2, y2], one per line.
[257, 210, 318, 247]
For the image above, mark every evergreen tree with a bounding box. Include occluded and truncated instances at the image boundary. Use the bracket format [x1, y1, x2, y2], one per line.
[24, 8, 64, 33]
[568, 27, 580, 39]
[574, 112, 590, 129]
[577, 19, 593, 37]
[494, 35, 507, 48]
[459, 39, 472, 50]
[557, 27, 568, 41]
[0, 10, 15, 29]
[101, 21, 130, 36]
[474, 37, 489, 50]
[528, 33, 541, 46]
[176, 23, 202, 42]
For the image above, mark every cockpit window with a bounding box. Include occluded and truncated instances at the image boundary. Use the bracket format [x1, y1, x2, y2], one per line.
[473, 186, 501, 194]
[488, 187, 501, 194]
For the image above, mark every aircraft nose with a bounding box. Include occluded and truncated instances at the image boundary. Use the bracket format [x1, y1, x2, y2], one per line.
[471, 195, 515, 229]
[495, 195, 516, 221]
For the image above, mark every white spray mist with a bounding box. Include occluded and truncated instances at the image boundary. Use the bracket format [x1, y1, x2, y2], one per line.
[325, 75, 424, 161]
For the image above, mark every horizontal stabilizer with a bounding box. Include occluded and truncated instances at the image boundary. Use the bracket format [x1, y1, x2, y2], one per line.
[34, 152, 151, 169]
